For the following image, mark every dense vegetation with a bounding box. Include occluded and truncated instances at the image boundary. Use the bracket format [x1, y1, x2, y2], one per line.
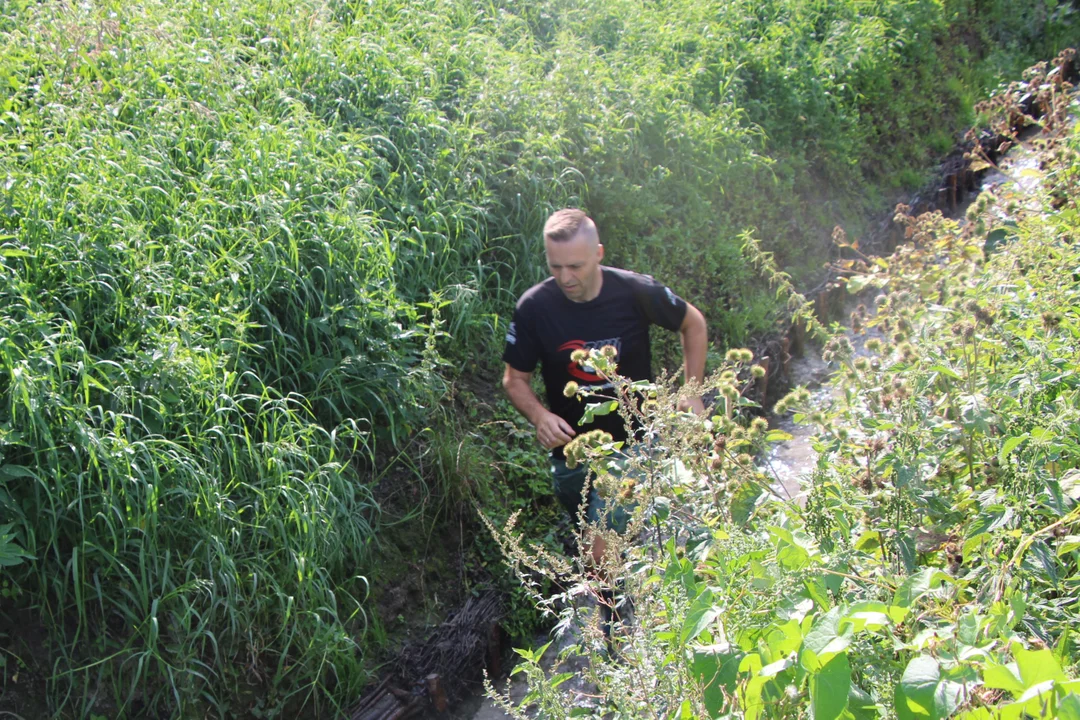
[495, 62, 1080, 719]
[0, 0, 1074, 715]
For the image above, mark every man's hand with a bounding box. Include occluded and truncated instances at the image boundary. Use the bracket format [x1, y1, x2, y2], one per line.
[678, 395, 706, 416]
[503, 363, 577, 449]
[534, 409, 576, 449]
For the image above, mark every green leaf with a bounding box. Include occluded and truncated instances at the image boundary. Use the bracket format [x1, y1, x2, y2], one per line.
[549, 672, 574, 688]
[999, 434, 1029, 464]
[846, 274, 884, 294]
[1012, 642, 1068, 687]
[842, 610, 891, 633]
[1057, 693, 1080, 720]
[846, 600, 908, 625]
[764, 429, 794, 442]
[848, 683, 880, 720]
[982, 661, 1023, 696]
[682, 589, 721, 644]
[899, 655, 940, 717]
[957, 612, 980, 647]
[582, 400, 618, 422]
[1057, 535, 1080, 557]
[801, 608, 851, 672]
[895, 654, 967, 719]
[854, 531, 882, 552]
[894, 568, 952, 608]
[760, 654, 795, 678]
[810, 652, 851, 720]
[895, 683, 917, 720]
[731, 481, 763, 525]
[928, 364, 962, 381]
[0, 524, 33, 568]
[692, 644, 745, 716]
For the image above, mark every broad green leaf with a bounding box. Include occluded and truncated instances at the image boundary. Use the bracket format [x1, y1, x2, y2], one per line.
[963, 533, 988, 562]
[933, 679, 966, 719]
[982, 661, 1023, 696]
[846, 274, 885, 293]
[955, 708, 994, 720]
[550, 672, 574, 688]
[1058, 535, 1080, 556]
[692, 644, 745, 716]
[764, 429, 794, 442]
[999, 434, 1029, 463]
[731, 482, 763, 525]
[894, 568, 952, 608]
[848, 683, 880, 720]
[1058, 693, 1080, 720]
[0, 524, 33, 567]
[811, 652, 851, 720]
[898, 656, 967, 716]
[895, 683, 917, 720]
[846, 600, 908, 625]
[1014, 679, 1058, 716]
[855, 531, 882, 552]
[801, 608, 851, 671]
[1012, 643, 1068, 687]
[740, 654, 766, 720]
[1060, 470, 1080, 501]
[582, 400, 618, 421]
[682, 590, 721, 644]
[957, 612, 980, 647]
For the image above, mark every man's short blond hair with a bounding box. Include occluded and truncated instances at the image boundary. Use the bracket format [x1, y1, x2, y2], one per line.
[543, 208, 597, 244]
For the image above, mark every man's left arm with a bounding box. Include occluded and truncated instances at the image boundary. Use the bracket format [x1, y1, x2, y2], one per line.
[677, 303, 707, 415]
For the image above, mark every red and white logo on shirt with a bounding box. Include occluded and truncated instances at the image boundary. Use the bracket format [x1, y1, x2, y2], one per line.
[557, 337, 622, 382]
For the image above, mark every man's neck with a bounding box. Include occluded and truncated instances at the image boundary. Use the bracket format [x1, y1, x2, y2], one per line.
[578, 266, 604, 303]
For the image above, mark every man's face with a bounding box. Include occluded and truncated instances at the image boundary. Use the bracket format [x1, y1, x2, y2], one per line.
[545, 231, 604, 302]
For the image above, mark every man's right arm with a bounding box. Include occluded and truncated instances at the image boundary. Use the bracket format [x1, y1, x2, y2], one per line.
[502, 364, 576, 450]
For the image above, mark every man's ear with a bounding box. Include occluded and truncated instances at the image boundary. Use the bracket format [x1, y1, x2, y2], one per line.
[597, 243, 605, 261]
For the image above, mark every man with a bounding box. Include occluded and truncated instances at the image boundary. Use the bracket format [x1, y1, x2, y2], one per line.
[501, 208, 707, 567]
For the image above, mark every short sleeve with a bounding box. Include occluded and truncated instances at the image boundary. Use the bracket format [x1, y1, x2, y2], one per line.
[628, 273, 688, 331]
[501, 302, 540, 373]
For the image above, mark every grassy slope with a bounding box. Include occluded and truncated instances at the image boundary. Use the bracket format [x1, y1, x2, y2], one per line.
[0, 0, 1074, 714]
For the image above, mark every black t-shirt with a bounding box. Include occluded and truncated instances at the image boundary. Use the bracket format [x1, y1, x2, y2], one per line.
[502, 267, 688, 457]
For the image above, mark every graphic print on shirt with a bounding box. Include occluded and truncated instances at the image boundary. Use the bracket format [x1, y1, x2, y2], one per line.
[557, 337, 622, 382]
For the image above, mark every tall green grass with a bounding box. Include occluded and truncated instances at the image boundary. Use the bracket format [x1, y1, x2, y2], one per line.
[0, 0, 1073, 714]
